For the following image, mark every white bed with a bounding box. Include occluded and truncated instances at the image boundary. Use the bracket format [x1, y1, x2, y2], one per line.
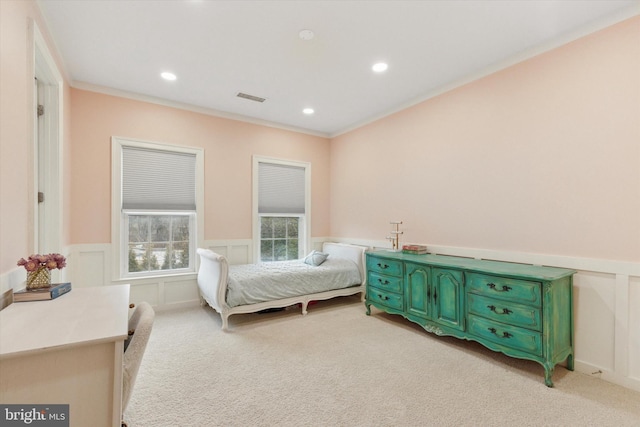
[196, 242, 368, 330]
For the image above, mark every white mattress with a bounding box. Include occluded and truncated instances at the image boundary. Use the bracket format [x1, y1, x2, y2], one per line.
[226, 258, 362, 307]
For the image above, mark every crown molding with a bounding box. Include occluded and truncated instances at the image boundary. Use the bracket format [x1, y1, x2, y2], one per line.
[71, 81, 331, 139]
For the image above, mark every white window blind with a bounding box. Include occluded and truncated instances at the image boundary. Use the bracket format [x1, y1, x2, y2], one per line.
[258, 162, 305, 214]
[122, 146, 196, 211]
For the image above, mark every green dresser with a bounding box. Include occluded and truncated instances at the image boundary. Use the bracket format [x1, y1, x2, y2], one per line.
[365, 251, 575, 387]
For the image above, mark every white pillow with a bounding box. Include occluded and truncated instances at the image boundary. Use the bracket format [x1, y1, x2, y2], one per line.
[304, 250, 329, 266]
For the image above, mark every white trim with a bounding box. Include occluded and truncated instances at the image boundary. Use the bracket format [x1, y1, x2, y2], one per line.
[345, 239, 640, 276]
[424, 245, 640, 276]
[575, 360, 640, 393]
[34, 0, 71, 82]
[0, 268, 29, 295]
[252, 156, 311, 263]
[72, 81, 330, 138]
[204, 238, 253, 248]
[56, 238, 640, 391]
[111, 136, 204, 281]
[31, 20, 64, 255]
[67, 243, 111, 288]
[615, 274, 630, 378]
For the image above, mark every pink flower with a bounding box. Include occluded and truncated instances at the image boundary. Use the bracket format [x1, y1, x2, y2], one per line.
[52, 253, 66, 269]
[25, 260, 38, 272]
[17, 253, 66, 271]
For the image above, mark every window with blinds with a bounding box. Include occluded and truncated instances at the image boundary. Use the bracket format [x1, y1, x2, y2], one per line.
[256, 159, 309, 262]
[122, 146, 196, 211]
[114, 139, 201, 278]
[258, 162, 305, 215]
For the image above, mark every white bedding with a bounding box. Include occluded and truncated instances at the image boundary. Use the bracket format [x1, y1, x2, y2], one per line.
[226, 257, 362, 307]
[197, 242, 368, 330]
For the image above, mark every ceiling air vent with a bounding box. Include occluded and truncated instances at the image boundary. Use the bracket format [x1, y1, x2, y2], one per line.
[237, 92, 266, 103]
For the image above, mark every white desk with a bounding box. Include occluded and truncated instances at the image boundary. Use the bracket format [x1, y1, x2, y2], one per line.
[0, 284, 130, 427]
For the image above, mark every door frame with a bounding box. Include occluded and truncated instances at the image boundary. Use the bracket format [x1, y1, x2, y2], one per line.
[32, 21, 63, 257]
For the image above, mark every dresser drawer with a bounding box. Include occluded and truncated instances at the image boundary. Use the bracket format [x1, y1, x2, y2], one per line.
[367, 256, 403, 277]
[467, 293, 542, 331]
[368, 272, 403, 294]
[468, 314, 542, 356]
[467, 273, 541, 306]
[368, 288, 404, 311]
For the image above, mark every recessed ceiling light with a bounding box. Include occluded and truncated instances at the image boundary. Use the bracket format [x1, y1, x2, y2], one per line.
[303, 108, 314, 115]
[299, 29, 314, 41]
[161, 72, 177, 81]
[372, 62, 388, 73]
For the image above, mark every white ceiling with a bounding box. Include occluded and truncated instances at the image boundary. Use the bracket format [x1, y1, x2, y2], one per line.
[38, 0, 639, 137]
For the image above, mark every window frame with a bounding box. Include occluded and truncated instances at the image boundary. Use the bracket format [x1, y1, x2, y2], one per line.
[111, 137, 204, 280]
[252, 156, 311, 263]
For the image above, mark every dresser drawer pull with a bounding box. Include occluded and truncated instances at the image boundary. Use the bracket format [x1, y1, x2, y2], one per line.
[487, 305, 512, 315]
[377, 263, 389, 270]
[488, 327, 513, 339]
[377, 278, 390, 285]
[487, 283, 512, 292]
[377, 294, 389, 301]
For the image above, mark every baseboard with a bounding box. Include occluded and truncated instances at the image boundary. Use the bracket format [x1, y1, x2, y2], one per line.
[153, 299, 201, 313]
[575, 361, 640, 392]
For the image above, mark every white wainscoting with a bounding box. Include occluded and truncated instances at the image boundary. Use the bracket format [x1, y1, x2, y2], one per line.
[63, 243, 201, 310]
[4, 238, 637, 391]
[56, 239, 327, 311]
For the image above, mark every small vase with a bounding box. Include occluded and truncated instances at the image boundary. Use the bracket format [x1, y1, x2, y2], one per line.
[26, 266, 51, 290]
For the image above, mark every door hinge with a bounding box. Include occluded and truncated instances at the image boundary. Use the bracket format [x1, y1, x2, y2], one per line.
[38, 192, 45, 203]
[37, 105, 44, 117]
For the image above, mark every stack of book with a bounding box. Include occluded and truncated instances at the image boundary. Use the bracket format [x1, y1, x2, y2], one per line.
[402, 244, 428, 255]
[13, 282, 72, 302]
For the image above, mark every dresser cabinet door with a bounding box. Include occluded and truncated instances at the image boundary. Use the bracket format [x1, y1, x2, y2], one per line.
[405, 264, 464, 330]
[432, 268, 465, 331]
[405, 262, 431, 319]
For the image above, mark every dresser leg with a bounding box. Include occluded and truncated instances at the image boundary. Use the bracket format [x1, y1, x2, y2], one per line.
[566, 353, 575, 371]
[544, 365, 555, 387]
[365, 302, 371, 315]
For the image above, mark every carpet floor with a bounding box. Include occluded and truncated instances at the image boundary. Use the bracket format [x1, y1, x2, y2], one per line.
[125, 296, 640, 426]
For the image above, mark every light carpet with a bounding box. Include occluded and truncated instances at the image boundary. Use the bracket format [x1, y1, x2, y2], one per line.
[126, 296, 640, 426]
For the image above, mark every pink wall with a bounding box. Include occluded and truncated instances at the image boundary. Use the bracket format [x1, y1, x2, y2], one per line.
[69, 89, 331, 244]
[330, 16, 640, 262]
[3, 1, 637, 280]
[0, 0, 71, 275]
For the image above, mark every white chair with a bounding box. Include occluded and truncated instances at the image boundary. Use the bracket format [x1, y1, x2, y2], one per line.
[0, 289, 13, 311]
[122, 302, 155, 427]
